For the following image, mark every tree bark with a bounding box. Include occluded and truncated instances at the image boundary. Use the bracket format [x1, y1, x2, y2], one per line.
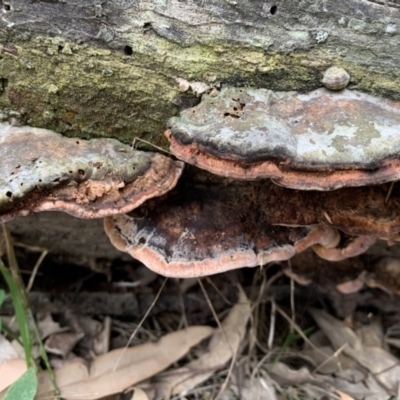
[1, 0, 400, 142]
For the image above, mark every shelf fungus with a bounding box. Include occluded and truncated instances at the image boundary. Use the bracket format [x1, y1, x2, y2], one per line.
[105, 179, 400, 277]
[105, 179, 382, 277]
[0, 123, 183, 221]
[166, 87, 400, 190]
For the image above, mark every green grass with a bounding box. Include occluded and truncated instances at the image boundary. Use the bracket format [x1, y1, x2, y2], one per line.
[0, 224, 60, 399]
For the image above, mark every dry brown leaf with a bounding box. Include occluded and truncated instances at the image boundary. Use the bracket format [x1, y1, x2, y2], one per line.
[130, 387, 150, 400]
[335, 390, 355, 400]
[302, 331, 355, 374]
[37, 313, 68, 340]
[268, 362, 327, 387]
[0, 334, 20, 361]
[309, 308, 400, 394]
[45, 332, 85, 357]
[36, 325, 213, 400]
[37, 359, 89, 397]
[333, 372, 388, 400]
[221, 377, 278, 400]
[93, 316, 111, 356]
[0, 358, 27, 392]
[157, 285, 250, 396]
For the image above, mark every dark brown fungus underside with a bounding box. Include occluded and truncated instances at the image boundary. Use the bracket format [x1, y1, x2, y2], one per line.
[103, 179, 397, 277]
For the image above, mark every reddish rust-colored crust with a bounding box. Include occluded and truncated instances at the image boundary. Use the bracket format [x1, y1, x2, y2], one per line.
[312, 236, 377, 261]
[287, 248, 366, 289]
[254, 181, 400, 239]
[167, 129, 400, 191]
[33, 154, 184, 218]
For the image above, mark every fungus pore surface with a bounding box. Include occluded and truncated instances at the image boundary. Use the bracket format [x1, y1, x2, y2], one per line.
[0, 123, 184, 221]
[104, 180, 368, 278]
[166, 87, 400, 190]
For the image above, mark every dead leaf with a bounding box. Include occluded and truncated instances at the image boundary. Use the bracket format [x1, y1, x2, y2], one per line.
[37, 313, 68, 340]
[93, 316, 111, 356]
[335, 389, 356, 400]
[333, 372, 388, 400]
[130, 387, 150, 400]
[309, 308, 400, 395]
[268, 362, 328, 387]
[36, 358, 89, 396]
[221, 377, 278, 400]
[157, 285, 250, 397]
[0, 358, 27, 392]
[45, 332, 85, 357]
[36, 325, 213, 400]
[0, 334, 20, 361]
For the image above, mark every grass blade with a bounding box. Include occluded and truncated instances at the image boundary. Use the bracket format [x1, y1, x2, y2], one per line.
[0, 260, 33, 368]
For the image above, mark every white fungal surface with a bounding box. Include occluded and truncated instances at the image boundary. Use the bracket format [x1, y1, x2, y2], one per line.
[169, 86, 400, 168]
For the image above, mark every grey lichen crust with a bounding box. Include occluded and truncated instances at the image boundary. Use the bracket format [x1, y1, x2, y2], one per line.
[0, 123, 183, 220]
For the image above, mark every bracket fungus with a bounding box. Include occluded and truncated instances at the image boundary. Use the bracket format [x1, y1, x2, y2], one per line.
[0, 123, 183, 221]
[166, 87, 400, 190]
[104, 180, 376, 278]
[256, 181, 400, 239]
[104, 178, 400, 277]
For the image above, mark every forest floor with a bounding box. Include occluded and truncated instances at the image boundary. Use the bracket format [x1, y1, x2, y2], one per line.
[1, 234, 400, 400]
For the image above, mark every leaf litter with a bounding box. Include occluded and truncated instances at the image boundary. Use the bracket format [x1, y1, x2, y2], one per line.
[4, 232, 400, 399]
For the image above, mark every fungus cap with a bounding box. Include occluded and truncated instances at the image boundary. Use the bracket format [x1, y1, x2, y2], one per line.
[166, 87, 400, 190]
[0, 123, 183, 221]
[322, 66, 350, 91]
[104, 182, 342, 278]
[103, 177, 400, 277]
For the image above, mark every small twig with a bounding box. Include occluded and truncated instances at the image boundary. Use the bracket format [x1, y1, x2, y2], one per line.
[214, 344, 239, 400]
[26, 249, 48, 292]
[113, 277, 168, 371]
[274, 302, 330, 360]
[176, 279, 189, 330]
[197, 278, 232, 351]
[251, 351, 275, 382]
[288, 259, 296, 332]
[205, 276, 234, 306]
[131, 137, 174, 156]
[267, 300, 276, 350]
[323, 211, 333, 224]
[385, 181, 395, 204]
[211, 283, 246, 400]
[248, 269, 267, 356]
[312, 342, 347, 373]
[198, 276, 243, 400]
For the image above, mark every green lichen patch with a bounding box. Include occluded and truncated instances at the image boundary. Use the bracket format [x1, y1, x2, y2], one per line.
[0, 32, 399, 145]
